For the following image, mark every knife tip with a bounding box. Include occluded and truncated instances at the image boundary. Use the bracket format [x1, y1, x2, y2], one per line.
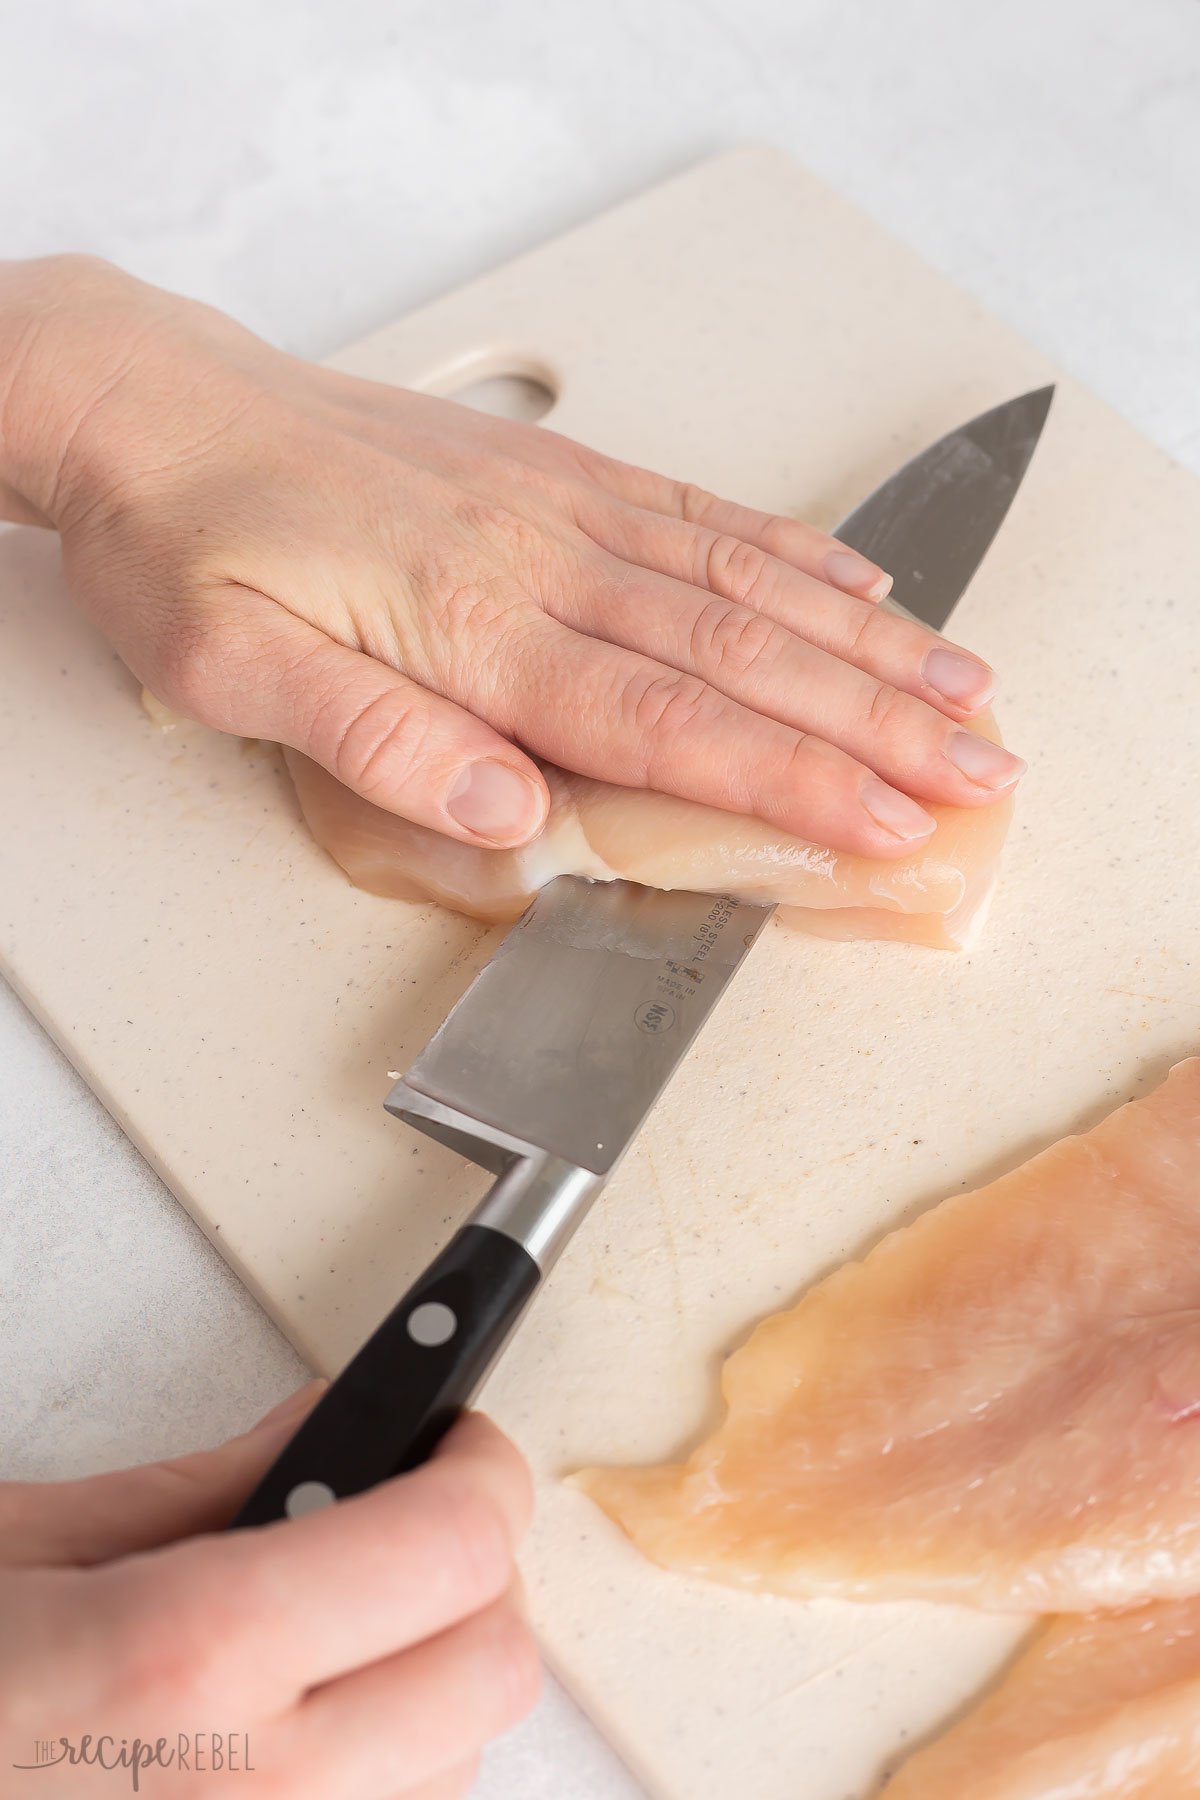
[1022, 383, 1057, 424]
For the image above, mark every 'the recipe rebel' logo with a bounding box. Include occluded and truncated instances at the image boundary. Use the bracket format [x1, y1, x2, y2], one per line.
[13, 1733, 254, 1790]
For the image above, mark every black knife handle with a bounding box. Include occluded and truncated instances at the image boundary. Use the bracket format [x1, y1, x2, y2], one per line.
[230, 1224, 541, 1528]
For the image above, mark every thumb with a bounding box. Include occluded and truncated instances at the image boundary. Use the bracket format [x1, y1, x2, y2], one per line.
[1, 1380, 326, 1568]
[159, 590, 551, 849]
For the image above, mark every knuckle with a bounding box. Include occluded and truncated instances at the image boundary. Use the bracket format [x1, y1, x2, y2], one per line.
[435, 1474, 515, 1606]
[451, 500, 546, 570]
[865, 680, 908, 738]
[690, 598, 780, 680]
[439, 575, 512, 643]
[487, 1609, 543, 1722]
[780, 730, 845, 810]
[453, 1419, 535, 1540]
[781, 729, 818, 787]
[429, 570, 531, 667]
[560, 435, 619, 484]
[46, 251, 118, 289]
[327, 687, 434, 798]
[624, 669, 712, 755]
[845, 602, 892, 663]
[455, 1754, 484, 1798]
[442, 1754, 483, 1800]
[102, 1584, 173, 1704]
[105, 1552, 242, 1710]
[754, 513, 799, 558]
[677, 480, 718, 526]
[403, 512, 536, 648]
[156, 613, 236, 720]
[507, 1445, 535, 1540]
[702, 533, 773, 607]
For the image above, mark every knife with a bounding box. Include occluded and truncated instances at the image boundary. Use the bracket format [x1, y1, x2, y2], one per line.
[841, 386, 1053, 629]
[232, 386, 1053, 1527]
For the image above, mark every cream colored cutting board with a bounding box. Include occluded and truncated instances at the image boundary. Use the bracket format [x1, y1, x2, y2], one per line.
[3, 148, 1199, 1799]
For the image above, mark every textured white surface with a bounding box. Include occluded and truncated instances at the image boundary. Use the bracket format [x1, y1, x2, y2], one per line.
[1, 4, 1198, 1797]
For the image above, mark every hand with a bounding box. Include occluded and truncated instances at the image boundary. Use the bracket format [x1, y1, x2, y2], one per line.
[0, 1391, 538, 1798]
[0, 256, 1023, 858]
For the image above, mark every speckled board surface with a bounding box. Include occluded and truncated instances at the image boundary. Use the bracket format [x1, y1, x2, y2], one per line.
[1, 149, 1198, 1799]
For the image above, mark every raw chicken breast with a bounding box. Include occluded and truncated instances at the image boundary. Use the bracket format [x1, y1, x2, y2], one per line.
[284, 717, 1011, 948]
[884, 1601, 1200, 1799]
[575, 1059, 1200, 1612]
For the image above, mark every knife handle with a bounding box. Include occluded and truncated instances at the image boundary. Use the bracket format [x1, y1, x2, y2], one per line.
[230, 1224, 540, 1528]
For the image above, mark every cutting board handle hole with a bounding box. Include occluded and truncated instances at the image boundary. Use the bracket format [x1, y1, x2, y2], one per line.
[433, 354, 558, 424]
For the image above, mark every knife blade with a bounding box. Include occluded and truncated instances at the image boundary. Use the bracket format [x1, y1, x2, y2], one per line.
[840, 385, 1054, 629]
[232, 387, 1053, 1526]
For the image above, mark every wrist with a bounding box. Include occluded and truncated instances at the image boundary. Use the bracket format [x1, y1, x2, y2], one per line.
[0, 255, 141, 527]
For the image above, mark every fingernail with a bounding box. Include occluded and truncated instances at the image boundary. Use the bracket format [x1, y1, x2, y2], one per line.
[923, 646, 996, 709]
[252, 1379, 327, 1434]
[946, 732, 1027, 789]
[860, 777, 935, 841]
[825, 548, 892, 601]
[447, 761, 546, 846]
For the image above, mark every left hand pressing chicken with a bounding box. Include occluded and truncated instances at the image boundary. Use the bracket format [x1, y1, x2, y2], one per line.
[0, 255, 1023, 859]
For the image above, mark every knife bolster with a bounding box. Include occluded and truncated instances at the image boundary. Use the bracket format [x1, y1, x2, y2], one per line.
[470, 1153, 603, 1272]
[387, 1079, 603, 1272]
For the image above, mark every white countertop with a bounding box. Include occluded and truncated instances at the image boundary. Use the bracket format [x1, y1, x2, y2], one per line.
[3, 3, 1198, 1794]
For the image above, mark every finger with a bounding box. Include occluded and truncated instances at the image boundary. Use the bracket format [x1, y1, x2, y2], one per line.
[406, 1757, 482, 1800]
[205, 1414, 533, 1693]
[574, 503, 998, 719]
[153, 589, 549, 848]
[476, 612, 936, 856]
[570, 450, 892, 600]
[550, 570, 1023, 811]
[281, 1600, 539, 1800]
[0, 1380, 327, 1567]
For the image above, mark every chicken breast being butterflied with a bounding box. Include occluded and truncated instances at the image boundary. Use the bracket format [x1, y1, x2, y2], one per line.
[140, 678, 1012, 948]
[284, 712, 1012, 948]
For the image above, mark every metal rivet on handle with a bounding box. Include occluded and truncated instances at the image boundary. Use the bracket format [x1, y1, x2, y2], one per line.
[407, 1301, 458, 1346]
[285, 1480, 336, 1518]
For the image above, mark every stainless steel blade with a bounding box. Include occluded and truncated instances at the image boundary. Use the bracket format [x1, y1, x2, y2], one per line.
[386, 388, 1053, 1255]
[391, 883, 770, 1177]
[835, 386, 1054, 630]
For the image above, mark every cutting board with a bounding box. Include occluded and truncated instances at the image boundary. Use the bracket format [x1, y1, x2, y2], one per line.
[3, 148, 1198, 1799]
